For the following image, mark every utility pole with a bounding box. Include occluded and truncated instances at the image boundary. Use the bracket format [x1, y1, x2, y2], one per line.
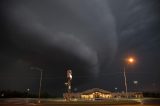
[123, 57, 135, 98]
[38, 69, 43, 103]
[123, 66, 128, 98]
[30, 67, 43, 103]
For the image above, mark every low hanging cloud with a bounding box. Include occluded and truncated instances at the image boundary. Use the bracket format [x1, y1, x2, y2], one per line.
[1, 0, 159, 92]
[1, 0, 117, 77]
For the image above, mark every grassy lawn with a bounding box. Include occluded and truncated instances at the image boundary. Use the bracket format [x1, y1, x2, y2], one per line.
[38, 98, 141, 105]
[2, 98, 160, 105]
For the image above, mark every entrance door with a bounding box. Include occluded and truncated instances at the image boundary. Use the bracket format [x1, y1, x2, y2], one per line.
[94, 92, 100, 98]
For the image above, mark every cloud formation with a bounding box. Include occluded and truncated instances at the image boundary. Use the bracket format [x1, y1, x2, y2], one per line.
[0, 0, 160, 93]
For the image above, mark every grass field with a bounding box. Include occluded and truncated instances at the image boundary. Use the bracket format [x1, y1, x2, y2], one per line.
[0, 98, 160, 106]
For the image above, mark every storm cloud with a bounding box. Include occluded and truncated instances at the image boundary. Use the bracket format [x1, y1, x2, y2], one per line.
[0, 0, 160, 94]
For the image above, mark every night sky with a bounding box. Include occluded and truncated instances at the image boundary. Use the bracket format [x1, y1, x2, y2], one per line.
[0, 0, 160, 95]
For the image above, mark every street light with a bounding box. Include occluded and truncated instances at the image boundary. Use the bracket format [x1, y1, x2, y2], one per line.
[128, 57, 134, 63]
[26, 88, 30, 103]
[123, 57, 135, 98]
[114, 87, 118, 92]
[31, 67, 43, 103]
[133, 80, 138, 92]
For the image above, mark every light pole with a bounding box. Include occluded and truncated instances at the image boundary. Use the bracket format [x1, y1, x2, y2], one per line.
[114, 87, 118, 92]
[26, 88, 30, 103]
[123, 57, 135, 98]
[123, 66, 128, 98]
[31, 67, 43, 103]
[133, 80, 138, 92]
[38, 69, 43, 103]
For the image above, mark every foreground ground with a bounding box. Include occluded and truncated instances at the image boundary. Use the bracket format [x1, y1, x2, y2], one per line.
[0, 98, 160, 106]
[0, 104, 159, 106]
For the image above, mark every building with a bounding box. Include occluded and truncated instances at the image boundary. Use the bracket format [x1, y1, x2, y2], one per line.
[63, 88, 143, 100]
[112, 92, 143, 98]
[80, 88, 112, 100]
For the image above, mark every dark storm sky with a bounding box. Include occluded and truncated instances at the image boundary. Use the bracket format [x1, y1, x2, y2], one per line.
[0, 0, 160, 94]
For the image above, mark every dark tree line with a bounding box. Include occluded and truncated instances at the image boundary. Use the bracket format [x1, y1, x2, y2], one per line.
[0, 90, 54, 98]
[1, 90, 160, 98]
[143, 92, 160, 98]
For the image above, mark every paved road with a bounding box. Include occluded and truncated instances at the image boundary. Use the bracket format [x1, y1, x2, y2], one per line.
[0, 98, 159, 106]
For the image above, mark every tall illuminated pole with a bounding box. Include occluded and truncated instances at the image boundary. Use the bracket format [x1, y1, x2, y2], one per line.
[123, 66, 128, 98]
[133, 80, 138, 92]
[31, 67, 43, 103]
[123, 57, 134, 98]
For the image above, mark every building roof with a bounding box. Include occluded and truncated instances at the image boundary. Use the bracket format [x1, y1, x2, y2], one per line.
[81, 88, 111, 95]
